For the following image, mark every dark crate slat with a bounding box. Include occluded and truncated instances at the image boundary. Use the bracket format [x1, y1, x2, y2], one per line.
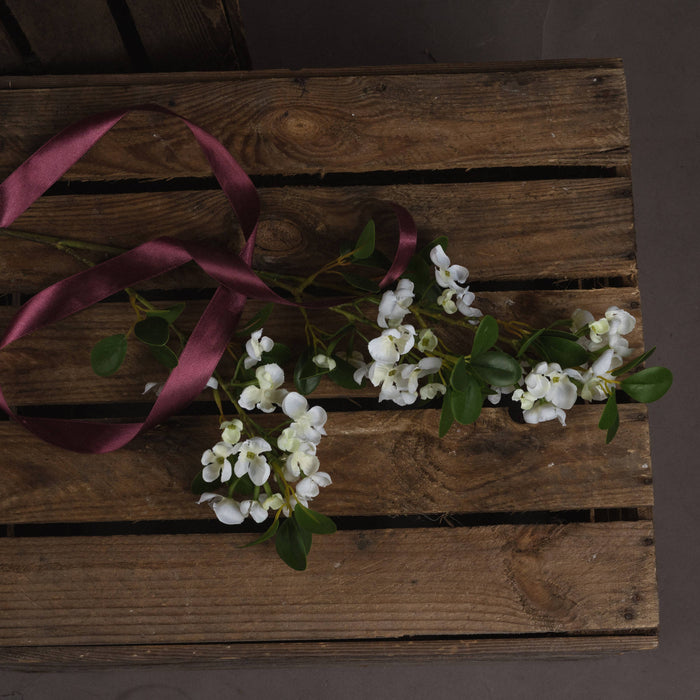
[0, 288, 643, 407]
[0, 523, 658, 646]
[0, 67, 629, 180]
[126, 0, 243, 71]
[1, 178, 636, 293]
[0, 404, 652, 524]
[4, 0, 131, 73]
[0, 635, 659, 669]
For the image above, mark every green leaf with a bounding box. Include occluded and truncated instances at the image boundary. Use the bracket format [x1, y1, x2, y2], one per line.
[471, 315, 499, 359]
[450, 375, 483, 425]
[294, 504, 337, 535]
[438, 389, 455, 437]
[148, 344, 179, 370]
[235, 303, 274, 338]
[471, 351, 522, 387]
[134, 316, 170, 347]
[598, 391, 620, 444]
[328, 355, 362, 389]
[242, 518, 280, 548]
[341, 272, 380, 293]
[611, 347, 656, 377]
[517, 328, 546, 358]
[352, 219, 376, 260]
[260, 342, 291, 366]
[275, 517, 308, 571]
[294, 349, 323, 395]
[145, 302, 185, 325]
[354, 249, 392, 271]
[90, 334, 128, 377]
[621, 367, 673, 403]
[537, 335, 589, 368]
[450, 356, 470, 391]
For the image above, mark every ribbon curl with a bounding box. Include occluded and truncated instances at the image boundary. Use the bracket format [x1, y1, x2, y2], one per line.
[0, 106, 417, 453]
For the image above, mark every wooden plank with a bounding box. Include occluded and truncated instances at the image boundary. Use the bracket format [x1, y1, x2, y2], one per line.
[0, 59, 626, 90]
[0, 523, 658, 646]
[0, 22, 24, 74]
[0, 66, 630, 180]
[0, 634, 659, 669]
[126, 0, 242, 71]
[0, 288, 643, 407]
[4, 0, 131, 73]
[0, 404, 652, 524]
[0, 178, 636, 293]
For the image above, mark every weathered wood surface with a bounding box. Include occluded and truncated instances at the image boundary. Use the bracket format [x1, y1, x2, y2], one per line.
[0, 405, 652, 524]
[0, 288, 642, 407]
[0, 66, 629, 180]
[0, 63, 657, 662]
[1, 178, 636, 293]
[3, 0, 131, 74]
[126, 0, 246, 71]
[0, 634, 659, 670]
[0, 523, 658, 646]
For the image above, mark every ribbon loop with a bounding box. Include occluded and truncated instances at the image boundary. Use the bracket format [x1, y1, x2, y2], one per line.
[0, 106, 417, 453]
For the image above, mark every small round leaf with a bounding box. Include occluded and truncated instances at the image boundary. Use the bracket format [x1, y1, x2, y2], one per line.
[90, 334, 127, 377]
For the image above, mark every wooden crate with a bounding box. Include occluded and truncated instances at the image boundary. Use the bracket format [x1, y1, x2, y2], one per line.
[0, 61, 658, 668]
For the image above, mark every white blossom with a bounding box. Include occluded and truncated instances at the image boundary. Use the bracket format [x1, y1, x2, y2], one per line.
[580, 348, 622, 401]
[377, 278, 414, 328]
[417, 328, 438, 352]
[282, 392, 328, 444]
[312, 354, 337, 371]
[201, 442, 235, 483]
[240, 495, 270, 523]
[238, 363, 287, 413]
[430, 244, 469, 290]
[420, 382, 447, 400]
[197, 493, 245, 525]
[231, 436, 272, 486]
[437, 288, 458, 314]
[220, 419, 243, 445]
[244, 329, 274, 369]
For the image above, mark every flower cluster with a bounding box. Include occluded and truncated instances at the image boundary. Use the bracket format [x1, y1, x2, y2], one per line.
[197, 358, 332, 530]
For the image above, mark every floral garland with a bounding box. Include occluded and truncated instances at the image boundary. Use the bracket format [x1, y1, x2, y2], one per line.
[70, 220, 667, 571]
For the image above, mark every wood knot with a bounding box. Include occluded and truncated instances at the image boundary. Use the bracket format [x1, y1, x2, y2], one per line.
[256, 218, 304, 253]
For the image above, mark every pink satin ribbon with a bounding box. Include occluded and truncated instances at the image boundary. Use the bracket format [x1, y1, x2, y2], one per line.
[0, 106, 417, 453]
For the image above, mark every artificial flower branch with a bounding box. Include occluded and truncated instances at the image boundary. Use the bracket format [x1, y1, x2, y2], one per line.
[0, 221, 672, 570]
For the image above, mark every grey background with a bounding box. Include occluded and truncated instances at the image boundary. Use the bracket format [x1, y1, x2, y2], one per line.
[2, 1, 698, 697]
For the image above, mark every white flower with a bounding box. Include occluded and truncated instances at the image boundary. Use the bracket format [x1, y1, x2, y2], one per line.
[455, 287, 482, 319]
[339, 350, 369, 385]
[420, 382, 447, 400]
[284, 447, 320, 481]
[244, 329, 274, 369]
[220, 419, 243, 445]
[403, 356, 442, 394]
[198, 493, 245, 525]
[367, 325, 415, 364]
[282, 392, 328, 444]
[430, 244, 469, 290]
[437, 288, 458, 314]
[377, 278, 414, 328]
[231, 436, 272, 486]
[580, 348, 622, 401]
[312, 354, 337, 371]
[605, 306, 636, 336]
[522, 402, 567, 426]
[417, 328, 438, 352]
[201, 442, 235, 482]
[240, 495, 270, 524]
[295, 463, 332, 500]
[486, 385, 515, 405]
[262, 493, 285, 511]
[238, 363, 287, 413]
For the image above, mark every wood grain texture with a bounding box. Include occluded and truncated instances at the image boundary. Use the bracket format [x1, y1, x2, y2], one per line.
[0, 404, 652, 524]
[0, 523, 658, 646]
[0, 288, 643, 407]
[0, 67, 630, 179]
[0, 634, 658, 669]
[127, 0, 242, 70]
[0, 178, 636, 293]
[4, 0, 131, 73]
